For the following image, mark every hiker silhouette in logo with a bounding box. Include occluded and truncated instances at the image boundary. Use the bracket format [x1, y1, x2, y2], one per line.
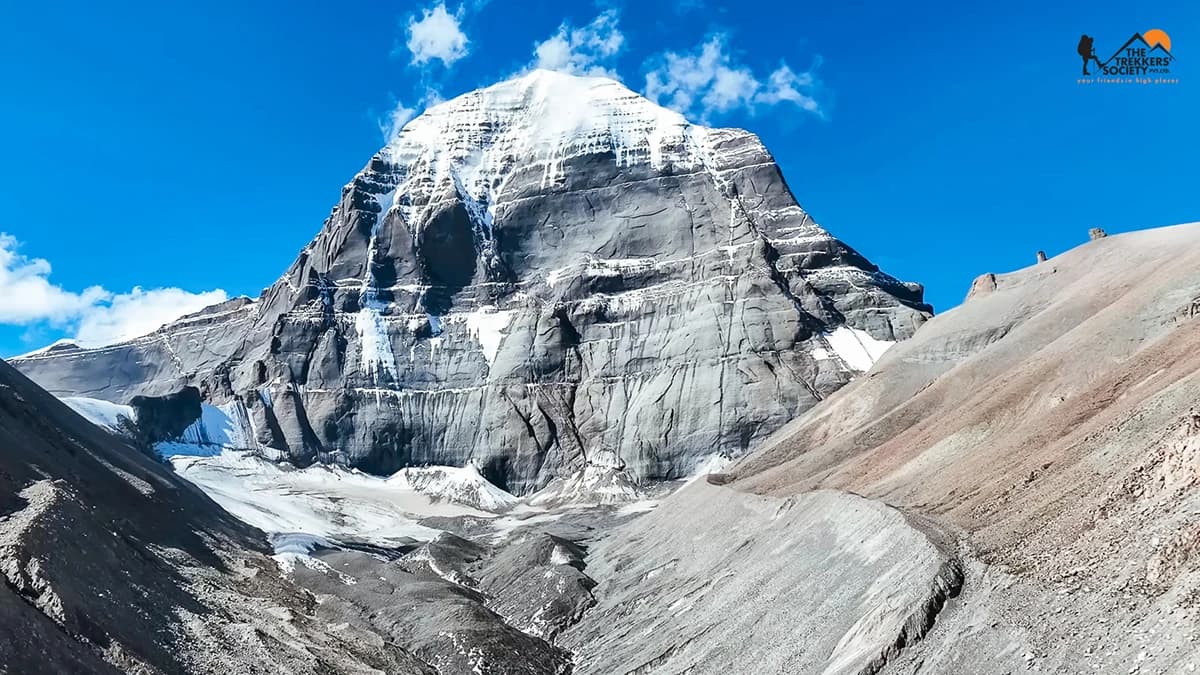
[1077, 35, 1102, 75]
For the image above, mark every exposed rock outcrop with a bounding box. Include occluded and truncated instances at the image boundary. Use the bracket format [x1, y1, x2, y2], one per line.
[965, 272, 997, 300]
[128, 386, 202, 446]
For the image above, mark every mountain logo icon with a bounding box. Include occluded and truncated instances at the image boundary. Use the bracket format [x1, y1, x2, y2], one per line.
[1077, 29, 1176, 79]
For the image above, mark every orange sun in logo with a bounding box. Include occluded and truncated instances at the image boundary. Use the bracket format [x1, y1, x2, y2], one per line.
[1143, 28, 1171, 52]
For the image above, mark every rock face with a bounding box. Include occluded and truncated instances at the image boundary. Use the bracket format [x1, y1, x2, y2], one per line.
[14, 70, 929, 495]
[128, 385, 202, 446]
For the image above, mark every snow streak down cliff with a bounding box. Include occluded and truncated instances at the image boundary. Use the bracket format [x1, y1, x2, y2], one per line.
[14, 69, 930, 495]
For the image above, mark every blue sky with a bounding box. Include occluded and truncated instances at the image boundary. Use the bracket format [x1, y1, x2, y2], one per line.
[1, 0, 1196, 356]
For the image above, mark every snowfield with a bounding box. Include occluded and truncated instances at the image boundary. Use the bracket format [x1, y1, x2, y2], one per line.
[63, 396, 135, 431]
[171, 450, 488, 549]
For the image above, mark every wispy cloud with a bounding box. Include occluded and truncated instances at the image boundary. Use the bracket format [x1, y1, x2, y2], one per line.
[756, 59, 823, 114]
[402, 3, 470, 67]
[531, 10, 624, 78]
[378, 100, 418, 142]
[0, 234, 227, 350]
[643, 35, 825, 122]
[377, 87, 445, 143]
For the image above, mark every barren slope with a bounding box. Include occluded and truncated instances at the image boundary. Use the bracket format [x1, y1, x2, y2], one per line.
[561, 480, 964, 674]
[728, 223, 1200, 671]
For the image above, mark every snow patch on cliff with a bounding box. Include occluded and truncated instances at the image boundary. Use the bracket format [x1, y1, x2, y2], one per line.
[354, 190, 401, 381]
[355, 308, 399, 380]
[815, 326, 894, 372]
[459, 307, 515, 366]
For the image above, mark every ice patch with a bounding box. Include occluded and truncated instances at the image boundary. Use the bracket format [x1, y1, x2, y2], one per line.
[153, 401, 258, 459]
[179, 401, 256, 449]
[154, 440, 223, 459]
[270, 532, 331, 556]
[268, 533, 357, 582]
[62, 397, 135, 431]
[355, 307, 399, 380]
[273, 549, 358, 585]
[820, 326, 895, 372]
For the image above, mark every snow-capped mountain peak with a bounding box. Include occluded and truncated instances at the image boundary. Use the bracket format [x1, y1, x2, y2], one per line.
[379, 69, 707, 217]
[389, 69, 692, 167]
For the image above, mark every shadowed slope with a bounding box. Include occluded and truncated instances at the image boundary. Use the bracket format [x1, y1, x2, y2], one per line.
[0, 358, 433, 673]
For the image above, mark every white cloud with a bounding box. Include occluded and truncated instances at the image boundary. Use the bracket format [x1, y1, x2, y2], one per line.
[405, 3, 469, 67]
[0, 234, 227, 350]
[0, 234, 108, 324]
[531, 10, 624, 78]
[379, 100, 418, 143]
[703, 62, 759, 113]
[72, 287, 229, 348]
[757, 60, 823, 113]
[643, 36, 825, 122]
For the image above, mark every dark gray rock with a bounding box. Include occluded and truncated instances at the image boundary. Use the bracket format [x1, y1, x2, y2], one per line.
[298, 534, 578, 675]
[128, 385, 202, 445]
[474, 533, 597, 641]
[14, 70, 931, 495]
